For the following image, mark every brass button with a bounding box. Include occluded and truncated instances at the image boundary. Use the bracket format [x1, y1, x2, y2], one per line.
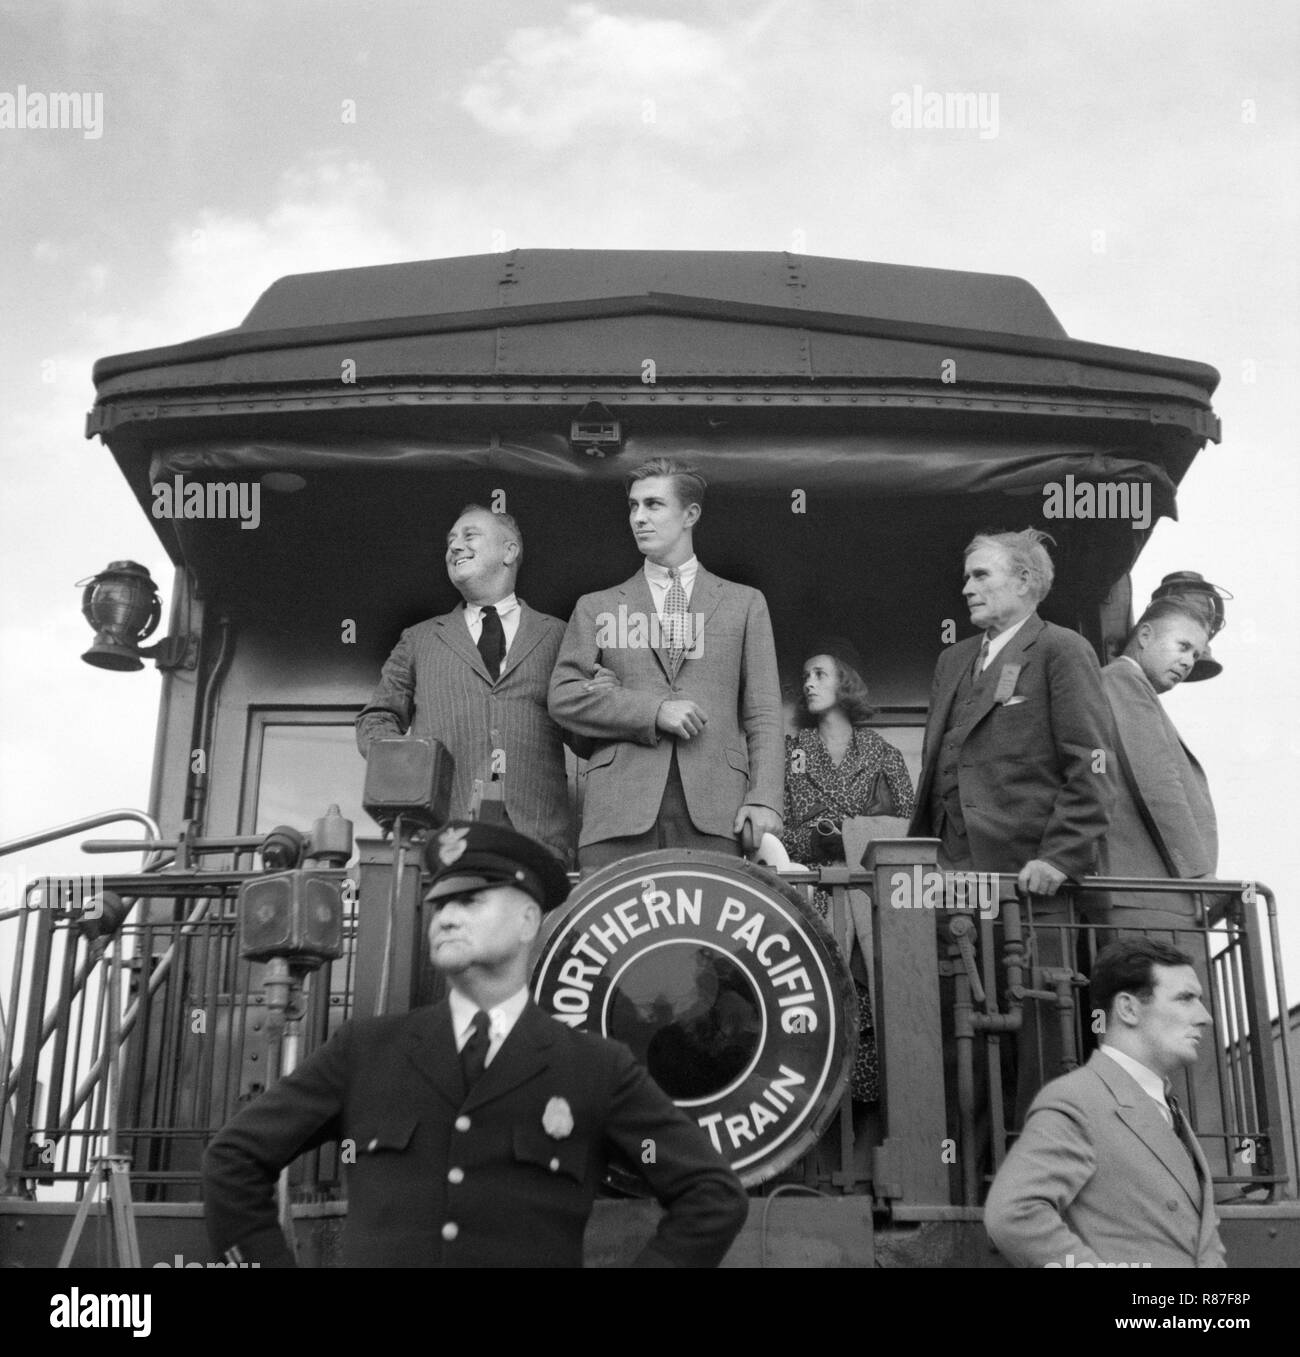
[549, 1157, 560, 1173]
[441, 1222, 458, 1241]
[454, 1115, 471, 1132]
[448, 1167, 465, 1185]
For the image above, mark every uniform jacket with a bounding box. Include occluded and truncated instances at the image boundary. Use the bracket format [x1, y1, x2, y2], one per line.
[984, 1049, 1226, 1269]
[202, 999, 748, 1269]
[547, 567, 783, 847]
[909, 614, 1116, 879]
[355, 601, 574, 859]
[1098, 658, 1217, 910]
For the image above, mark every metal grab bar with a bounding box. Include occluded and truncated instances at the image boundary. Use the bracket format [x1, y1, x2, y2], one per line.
[0, 809, 167, 923]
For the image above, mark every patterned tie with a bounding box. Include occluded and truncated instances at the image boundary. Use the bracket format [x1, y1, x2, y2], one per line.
[1165, 1091, 1198, 1170]
[477, 605, 504, 680]
[973, 635, 990, 679]
[460, 1009, 491, 1091]
[665, 567, 688, 672]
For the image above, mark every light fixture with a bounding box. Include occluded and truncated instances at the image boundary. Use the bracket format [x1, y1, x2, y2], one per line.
[78, 560, 193, 671]
[1150, 571, 1231, 683]
[569, 400, 622, 457]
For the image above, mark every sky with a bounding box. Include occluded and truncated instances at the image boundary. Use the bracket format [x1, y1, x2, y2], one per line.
[1, 0, 1297, 1014]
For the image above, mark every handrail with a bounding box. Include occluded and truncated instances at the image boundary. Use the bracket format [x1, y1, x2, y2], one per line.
[0, 810, 167, 923]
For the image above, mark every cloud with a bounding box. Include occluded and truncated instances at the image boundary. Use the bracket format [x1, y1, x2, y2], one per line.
[0, 156, 418, 885]
[84, 157, 410, 355]
[459, 3, 758, 153]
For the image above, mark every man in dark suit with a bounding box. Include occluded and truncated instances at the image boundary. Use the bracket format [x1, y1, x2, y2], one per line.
[548, 459, 783, 874]
[985, 937, 1225, 1268]
[203, 821, 749, 1268]
[356, 505, 576, 861]
[909, 528, 1116, 1132]
[1098, 596, 1225, 1170]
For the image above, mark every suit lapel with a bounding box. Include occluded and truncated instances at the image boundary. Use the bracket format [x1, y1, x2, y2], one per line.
[433, 606, 493, 683]
[1092, 1052, 1201, 1209]
[401, 1003, 464, 1109]
[498, 601, 546, 681]
[462, 1001, 558, 1113]
[1187, 1126, 1219, 1260]
[625, 571, 673, 681]
[671, 567, 719, 676]
[960, 613, 1043, 736]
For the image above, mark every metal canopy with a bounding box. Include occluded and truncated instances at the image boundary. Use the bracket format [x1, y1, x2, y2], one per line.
[88, 250, 1219, 410]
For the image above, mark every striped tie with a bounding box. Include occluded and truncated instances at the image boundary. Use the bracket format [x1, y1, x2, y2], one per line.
[665, 567, 688, 672]
[973, 635, 990, 679]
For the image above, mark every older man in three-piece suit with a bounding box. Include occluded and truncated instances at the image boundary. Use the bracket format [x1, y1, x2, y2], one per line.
[909, 529, 1116, 1142]
[548, 459, 783, 873]
[356, 505, 578, 861]
[203, 821, 748, 1268]
[985, 937, 1225, 1268]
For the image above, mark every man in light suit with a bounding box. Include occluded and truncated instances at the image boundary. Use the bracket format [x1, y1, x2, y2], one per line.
[1097, 597, 1217, 926]
[548, 459, 783, 874]
[1098, 596, 1225, 1171]
[909, 528, 1116, 1137]
[356, 505, 576, 861]
[203, 821, 749, 1268]
[985, 937, 1226, 1268]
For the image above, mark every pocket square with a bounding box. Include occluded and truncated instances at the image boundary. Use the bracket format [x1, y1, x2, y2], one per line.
[1000, 695, 1028, 707]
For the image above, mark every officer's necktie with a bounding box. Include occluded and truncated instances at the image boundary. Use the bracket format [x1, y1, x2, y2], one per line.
[477, 605, 504, 680]
[665, 568, 688, 672]
[973, 635, 990, 679]
[461, 1009, 491, 1090]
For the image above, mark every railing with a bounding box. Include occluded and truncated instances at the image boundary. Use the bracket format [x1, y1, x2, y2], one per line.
[0, 827, 357, 1201]
[2, 841, 1294, 1217]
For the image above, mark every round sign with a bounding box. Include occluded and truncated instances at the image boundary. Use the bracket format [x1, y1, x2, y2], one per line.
[532, 851, 856, 1186]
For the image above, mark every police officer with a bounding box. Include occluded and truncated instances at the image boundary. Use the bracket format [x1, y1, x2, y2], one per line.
[203, 821, 748, 1267]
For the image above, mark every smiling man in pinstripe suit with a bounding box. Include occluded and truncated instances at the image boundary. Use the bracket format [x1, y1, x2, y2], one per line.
[356, 505, 579, 862]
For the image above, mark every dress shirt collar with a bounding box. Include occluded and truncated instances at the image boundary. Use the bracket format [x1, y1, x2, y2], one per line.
[981, 613, 1031, 668]
[463, 593, 519, 626]
[643, 556, 699, 594]
[449, 985, 529, 1056]
[1100, 1045, 1170, 1113]
[1117, 653, 1156, 690]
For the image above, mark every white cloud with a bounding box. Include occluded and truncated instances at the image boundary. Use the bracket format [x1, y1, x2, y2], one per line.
[83, 158, 410, 355]
[0, 156, 418, 880]
[459, 3, 757, 152]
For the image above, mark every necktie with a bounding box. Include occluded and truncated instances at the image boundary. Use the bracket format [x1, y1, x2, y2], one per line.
[973, 635, 990, 679]
[461, 1009, 491, 1090]
[1164, 1091, 1198, 1171]
[665, 568, 688, 671]
[477, 605, 504, 680]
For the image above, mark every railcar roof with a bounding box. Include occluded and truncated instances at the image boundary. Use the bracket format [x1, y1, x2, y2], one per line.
[89, 250, 1217, 394]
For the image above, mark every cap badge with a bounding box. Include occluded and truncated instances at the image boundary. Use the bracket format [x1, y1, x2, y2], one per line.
[542, 1096, 573, 1140]
[437, 825, 470, 867]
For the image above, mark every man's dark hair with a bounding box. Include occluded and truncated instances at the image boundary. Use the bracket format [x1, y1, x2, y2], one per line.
[1091, 937, 1196, 1018]
[625, 457, 707, 513]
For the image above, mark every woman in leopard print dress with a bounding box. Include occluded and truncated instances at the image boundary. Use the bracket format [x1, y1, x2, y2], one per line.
[779, 639, 915, 1103]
